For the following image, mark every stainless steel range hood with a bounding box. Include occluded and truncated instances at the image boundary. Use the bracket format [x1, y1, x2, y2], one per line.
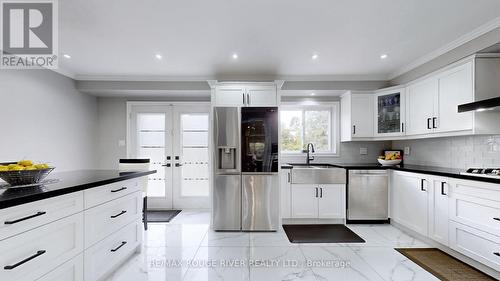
[458, 96, 500, 113]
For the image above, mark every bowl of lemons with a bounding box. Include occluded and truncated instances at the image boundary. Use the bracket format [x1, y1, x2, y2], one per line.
[0, 160, 54, 187]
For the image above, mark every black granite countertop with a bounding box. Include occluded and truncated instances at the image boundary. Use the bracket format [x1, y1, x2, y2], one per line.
[0, 169, 156, 209]
[281, 163, 500, 184]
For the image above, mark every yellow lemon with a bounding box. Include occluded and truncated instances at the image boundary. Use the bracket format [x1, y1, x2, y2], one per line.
[25, 166, 36, 170]
[18, 160, 33, 167]
[10, 165, 25, 171]
[35, 164, 49, 170]
[0, 165, 8, 171]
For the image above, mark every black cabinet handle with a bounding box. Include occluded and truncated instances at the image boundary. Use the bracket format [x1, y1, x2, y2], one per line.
[4, 250, 46, 270]
[4, 211, 46, 225]
[494, 218, 500, 221]
[175, 163, 183, 167]
[111, 241, 127, 252]
[320, 187, 323, 198]
[287, 172, 291, 183]
[441, 182, 447, 196]
[427, 118, 432, 129]
[494, 252, 500, 257]
[315, 187, 318, 198]
[110, 210, 127, 218]
[243, 93, 245, 105]
[402, 123, 404, 133]
[353, 125, 356, 135]
[162, 163, 171, 167]
[420, 179, 426, 191]
[111, 187, 127, 193]
[432, 117, 437, 129]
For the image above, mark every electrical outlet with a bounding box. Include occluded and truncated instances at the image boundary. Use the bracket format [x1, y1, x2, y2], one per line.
[359, 147, 368, 155]
[404, 146, 410, 155]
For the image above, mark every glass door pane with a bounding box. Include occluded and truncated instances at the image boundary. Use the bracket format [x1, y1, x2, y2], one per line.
[377, 93, 401, 134]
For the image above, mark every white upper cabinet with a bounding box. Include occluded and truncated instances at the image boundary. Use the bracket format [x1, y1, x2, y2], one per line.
[340, 91, 373, 142]
[213, 83, 277, 107]
[406, 77, 439, 135]
[435, 61, 474, 133]
[374, 87, 406, 137]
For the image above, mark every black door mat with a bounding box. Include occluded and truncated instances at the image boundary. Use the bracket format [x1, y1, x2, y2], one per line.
[146, 210, 182, 222]
[283, 224, 365, 243]
[396, 248, 496, 281]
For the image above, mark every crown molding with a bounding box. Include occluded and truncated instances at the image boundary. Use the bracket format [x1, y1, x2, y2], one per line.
[388, 16, 500, 80]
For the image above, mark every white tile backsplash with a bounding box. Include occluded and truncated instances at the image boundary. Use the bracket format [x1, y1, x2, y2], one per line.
[392, 135, 500, 169]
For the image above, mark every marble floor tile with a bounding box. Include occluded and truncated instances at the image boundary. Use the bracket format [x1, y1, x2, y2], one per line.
[350, 247, 439, 281]
[249, 231, 296, 247]
[144, 223, 209, 247]
[169, 210, 211, 225]
[201, 231, 250, 247]
[346, 225, 428, 248]
[300, 246, 385, 281]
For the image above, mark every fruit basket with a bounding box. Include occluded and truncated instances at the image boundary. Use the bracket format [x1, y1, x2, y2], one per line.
[377, 159, 402, 166]
[0, 161, 54, 187]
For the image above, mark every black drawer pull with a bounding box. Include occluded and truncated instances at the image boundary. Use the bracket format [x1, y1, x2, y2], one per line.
[494, 218, 500, 221]
[111, 187, 127, 193]
[494, 252, 500, 257]
[420, 179, 426, 191]
[110, 210, 127, 218]
[4, 250, 46, 270]
[441, 182, 447, 196]
[111, 241, 127, 252]
[5, 211, 47, 225]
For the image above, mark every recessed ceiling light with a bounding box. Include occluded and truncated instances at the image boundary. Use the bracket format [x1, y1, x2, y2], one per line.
[63, 54, 71, 59]
[232, 53, 238, 59]
[155, 54, 163, 60]
[311, 54, 319, 60]
[310, 92, 316, 96]
[380, 54, 388, 59]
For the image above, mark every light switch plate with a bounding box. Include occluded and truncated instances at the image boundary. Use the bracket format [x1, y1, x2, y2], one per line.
[404, 146, 410, 155]
[359, 147, 368, 155]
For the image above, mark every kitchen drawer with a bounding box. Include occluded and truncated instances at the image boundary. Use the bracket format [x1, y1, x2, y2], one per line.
[37, 253, 83, 281]
[449, 221, 500, 271]
[0, 213, 84, 281]
[451, 179, 500, 202]
[450, 192, 500, 237]
[0, 191, 83, 241]
[84, 191, 142, 248]
[84, 179, 140, 209]
[84, 221, 141, 281]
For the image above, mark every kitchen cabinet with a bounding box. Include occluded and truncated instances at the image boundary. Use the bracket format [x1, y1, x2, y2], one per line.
[405, 61, 474, 136]
[428, 177, 450, 246]
[391, 171, 429, 236]
[374, 87, 406, 137]
[280, 169, 292, 218]
[213, 83, 277, 106]
[291, 183, 345, 219]
[340, 91, 373, 141]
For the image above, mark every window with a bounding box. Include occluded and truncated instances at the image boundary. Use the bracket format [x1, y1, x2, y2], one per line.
[280, 103, 339, 154]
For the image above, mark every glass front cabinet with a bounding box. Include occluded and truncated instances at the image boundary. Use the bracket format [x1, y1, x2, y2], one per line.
[374, 87, 406, 137]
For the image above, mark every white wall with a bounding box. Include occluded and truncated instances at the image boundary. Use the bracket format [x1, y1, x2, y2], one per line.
[392, 135, 500, 169]
[0, 70, 98, 171]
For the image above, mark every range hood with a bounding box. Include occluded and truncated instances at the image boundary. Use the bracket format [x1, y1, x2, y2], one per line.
[458, 96, 500, 113]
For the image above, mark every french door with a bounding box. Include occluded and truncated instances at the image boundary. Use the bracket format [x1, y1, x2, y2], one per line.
[128, 103, 210, 210]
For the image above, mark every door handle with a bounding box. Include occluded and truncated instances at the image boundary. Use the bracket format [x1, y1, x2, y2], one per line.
[4, 211, 46, 225]
[441, 182, 447, 196]
[432, 117, 437, 129]
[287, 172, 291, 183]
[111, 241, 127, 252]
[320, 187, 323, 198]
[243, 93, 245, 105]
[401, 123, 404, 133]
[427, 118, 432, 129]
[420, 179, 426, 191]
[247, 93, 250, 105]
[4, 250, 46, 270]
[110, 210, 127, 218]
[352, 125, 356, 135]
[315, 187, 318, 198]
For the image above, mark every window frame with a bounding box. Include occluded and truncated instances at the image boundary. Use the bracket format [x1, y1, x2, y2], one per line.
[280, 102, 340, 157]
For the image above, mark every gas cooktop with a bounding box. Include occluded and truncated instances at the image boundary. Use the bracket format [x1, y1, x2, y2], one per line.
[460, 168, 500, 179]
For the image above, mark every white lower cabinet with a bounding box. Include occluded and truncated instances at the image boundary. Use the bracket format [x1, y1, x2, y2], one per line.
[280, 169, 292, 218]
[391, 171, 429, 236]
[0, 213, 84, 281]
[291, 184, 345, 219]
[428, 177, 450, 246]
[37, 254, 83, 281]
[84, 221, 142, 281]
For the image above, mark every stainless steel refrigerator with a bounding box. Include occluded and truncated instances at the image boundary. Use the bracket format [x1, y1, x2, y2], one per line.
[212, 107, 279, 231]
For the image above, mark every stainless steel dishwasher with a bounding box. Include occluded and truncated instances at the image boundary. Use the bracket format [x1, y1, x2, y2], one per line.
[347, 170, 389, 223]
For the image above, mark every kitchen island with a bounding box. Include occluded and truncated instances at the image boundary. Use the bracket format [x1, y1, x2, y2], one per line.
[0, 169, 155, 281]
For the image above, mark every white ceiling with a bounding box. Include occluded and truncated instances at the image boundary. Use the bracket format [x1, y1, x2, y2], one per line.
[58, 0, 500, 80]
